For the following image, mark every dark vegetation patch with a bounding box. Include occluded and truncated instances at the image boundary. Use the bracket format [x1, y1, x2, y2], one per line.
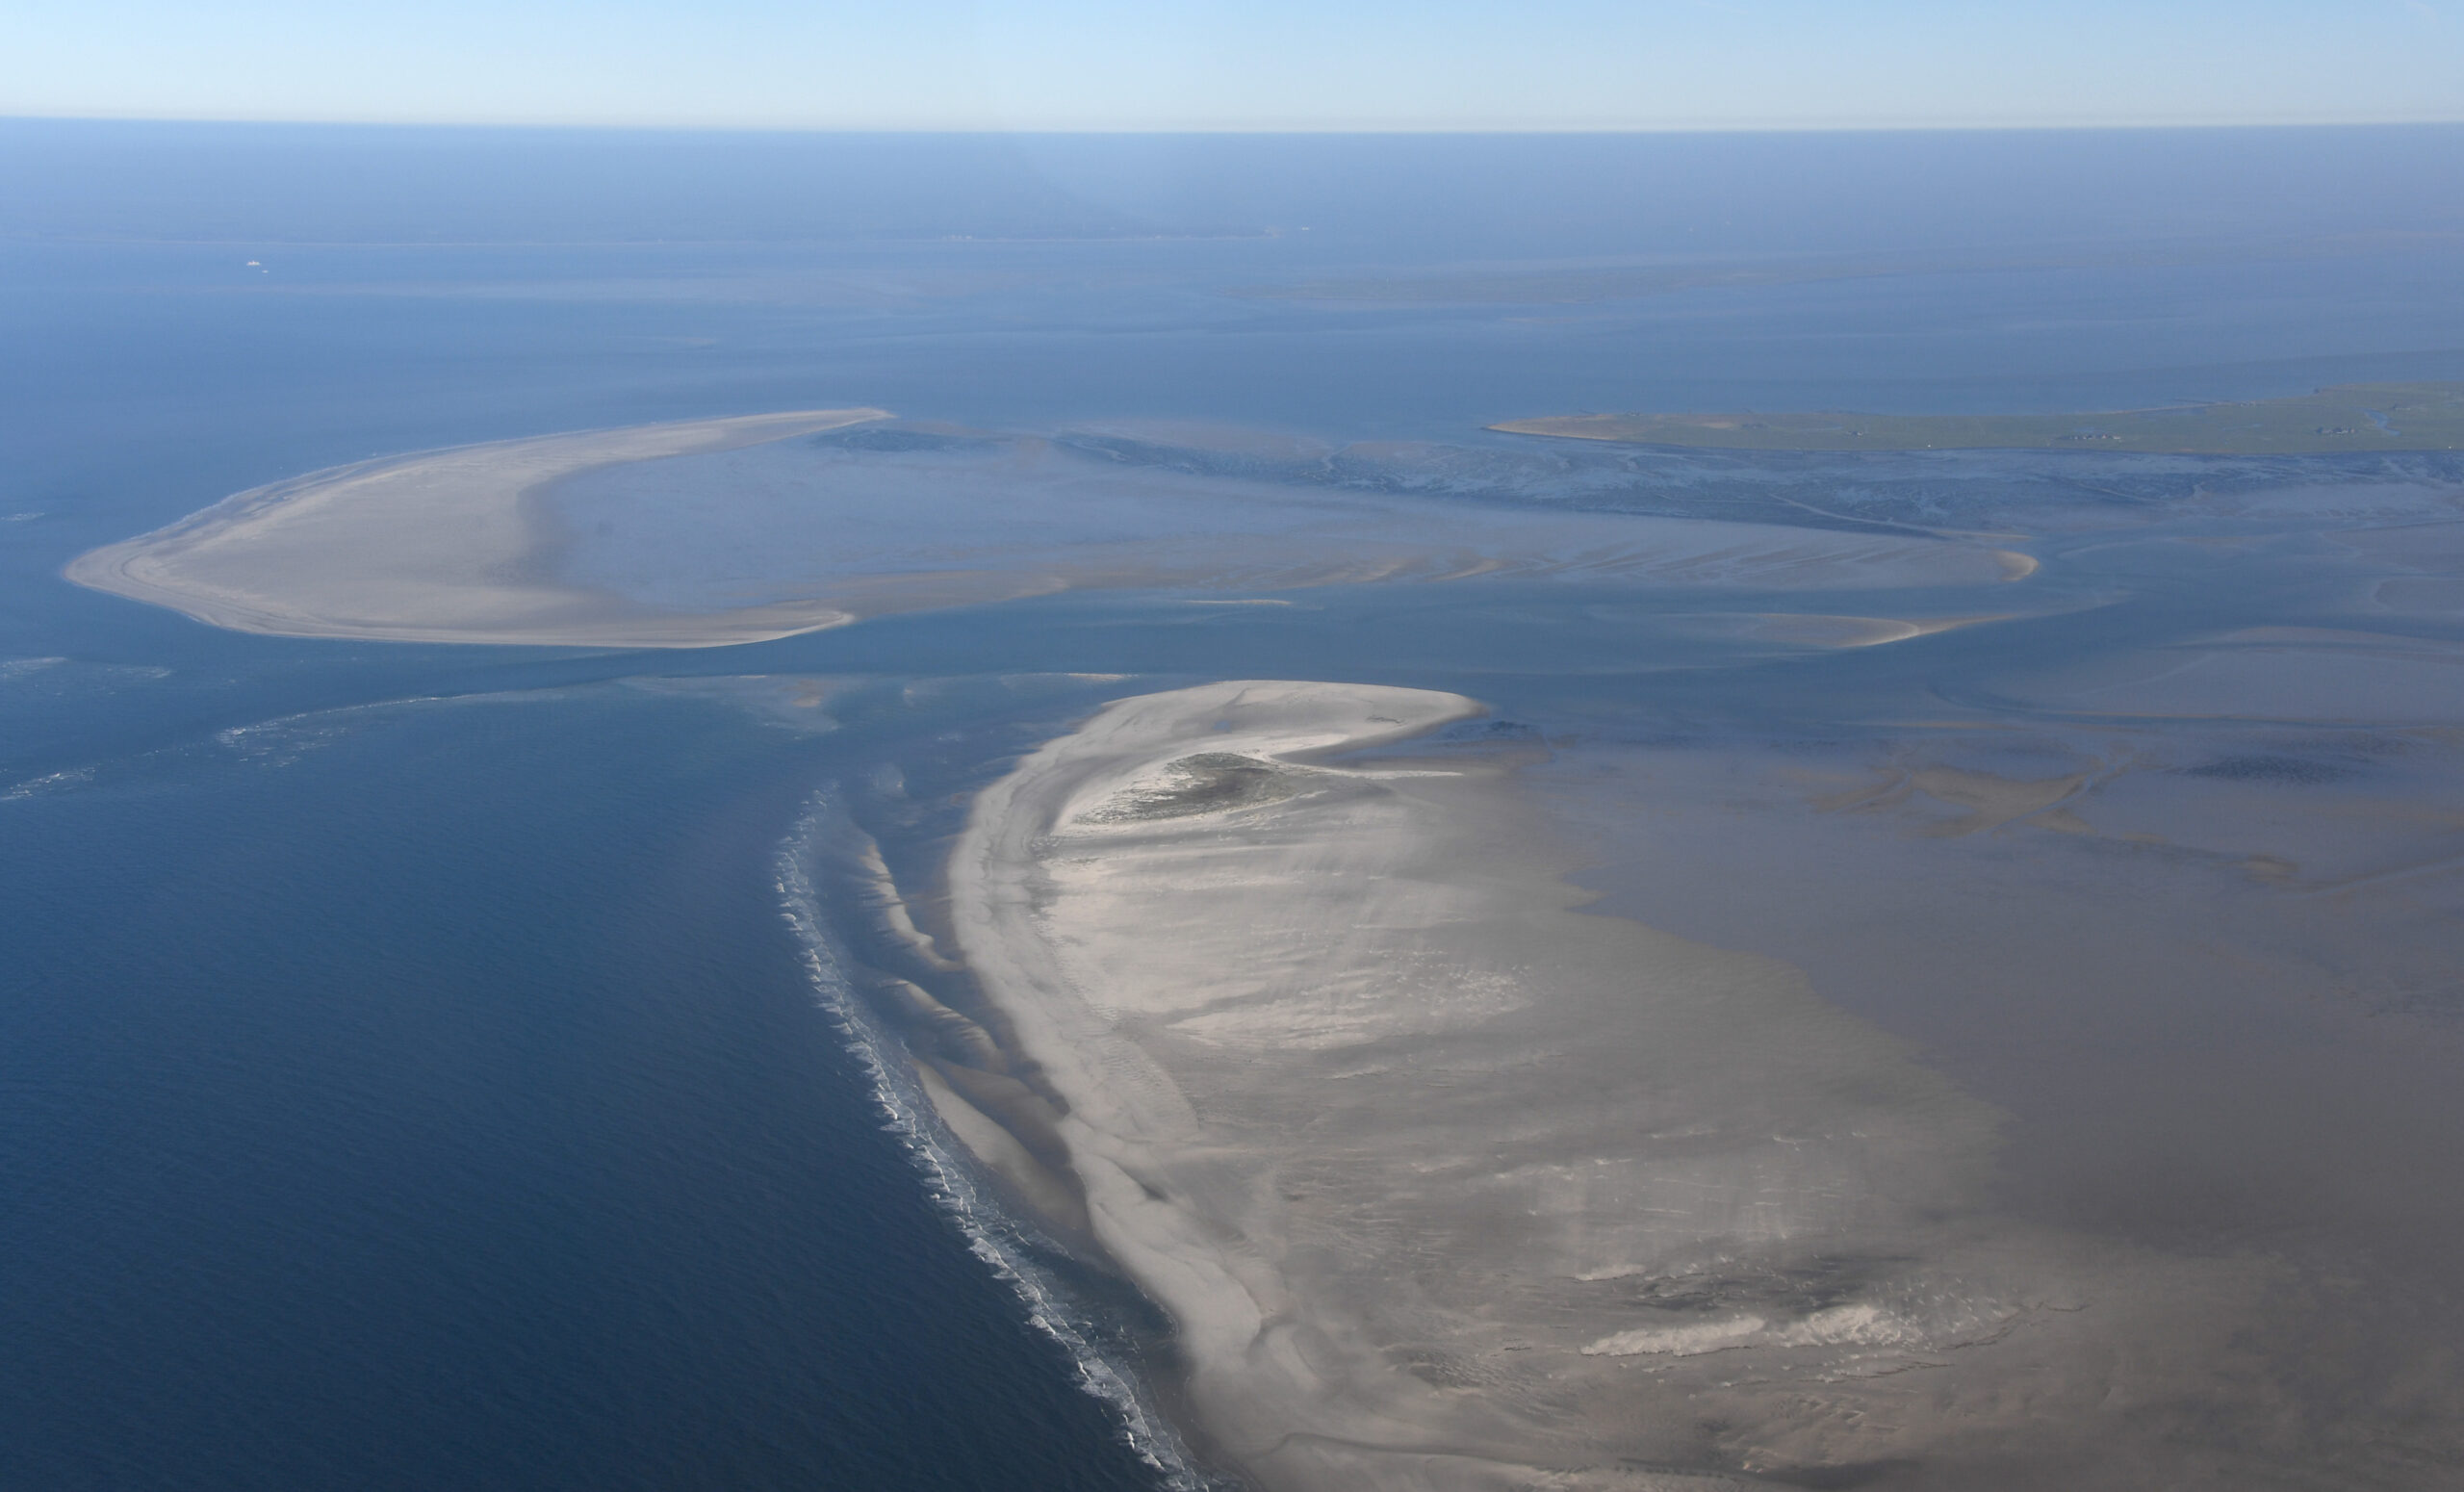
[2183, 754, 2352, 785]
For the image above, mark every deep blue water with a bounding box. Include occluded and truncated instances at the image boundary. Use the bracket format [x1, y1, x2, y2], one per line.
[5, 122, 2464, 1490]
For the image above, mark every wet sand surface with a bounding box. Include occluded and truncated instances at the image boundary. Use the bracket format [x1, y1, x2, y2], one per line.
[809, 441, 2464, 1489]
[913, 680, 2454, 1491]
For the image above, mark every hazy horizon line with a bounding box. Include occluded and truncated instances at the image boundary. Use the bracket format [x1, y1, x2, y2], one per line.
[11, 110, 2464, 137]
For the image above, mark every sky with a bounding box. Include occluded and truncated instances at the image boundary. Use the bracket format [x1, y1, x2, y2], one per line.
[5, 0, 2463, 132]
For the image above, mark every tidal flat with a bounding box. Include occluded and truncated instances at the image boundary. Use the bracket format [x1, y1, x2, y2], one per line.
[928, 682, 2277, 1489]
[60, 405, 2464, 1487]
[64, 416, 2035, 649]
[803, 676, 2458, 1491]
[19, 122, 2464, 1492]
[739, 432, 2463, 1489]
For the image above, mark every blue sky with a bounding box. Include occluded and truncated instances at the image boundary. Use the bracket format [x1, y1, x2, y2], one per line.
[6, 0, 2462, 131]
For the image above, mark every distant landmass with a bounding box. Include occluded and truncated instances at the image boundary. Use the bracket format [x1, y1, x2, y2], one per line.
[1494, 381, 2464, 453]
[1234, 235, 2464, 309]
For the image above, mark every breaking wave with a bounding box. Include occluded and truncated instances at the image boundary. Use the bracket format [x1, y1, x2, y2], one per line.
[773, 789, 1212, 1492]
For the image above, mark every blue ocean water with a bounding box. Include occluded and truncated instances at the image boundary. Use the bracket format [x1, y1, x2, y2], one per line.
[6, 122, 2464, 1489]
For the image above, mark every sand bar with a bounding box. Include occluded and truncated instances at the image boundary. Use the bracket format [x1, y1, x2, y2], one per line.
[937, 681, 2282, 1491]
[64, 409, 889, 647]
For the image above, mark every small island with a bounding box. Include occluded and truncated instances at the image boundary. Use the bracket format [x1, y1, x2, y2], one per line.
[1494, 380, 2464, 454]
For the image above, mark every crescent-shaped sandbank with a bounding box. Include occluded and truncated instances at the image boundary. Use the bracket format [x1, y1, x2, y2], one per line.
[64, 409, 892, 648]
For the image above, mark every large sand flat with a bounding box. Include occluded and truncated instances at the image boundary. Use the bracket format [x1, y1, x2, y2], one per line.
[64, 410, 890, 647]
[938, 681, 2288, 1492]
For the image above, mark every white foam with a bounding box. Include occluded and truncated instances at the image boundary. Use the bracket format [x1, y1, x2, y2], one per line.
[1581, 1316, 1767, 1357]
[2, 764, 95, 801]
[773, 791, 1211, 1491]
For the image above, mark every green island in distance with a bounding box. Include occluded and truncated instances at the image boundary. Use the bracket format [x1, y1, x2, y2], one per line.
[1492, 381, 2464, 454]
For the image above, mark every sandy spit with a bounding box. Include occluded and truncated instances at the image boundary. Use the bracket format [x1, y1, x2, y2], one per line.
[64, 409, 888, 648]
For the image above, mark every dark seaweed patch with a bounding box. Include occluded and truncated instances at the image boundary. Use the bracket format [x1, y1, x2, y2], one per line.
[2182, 754, 2351, 785]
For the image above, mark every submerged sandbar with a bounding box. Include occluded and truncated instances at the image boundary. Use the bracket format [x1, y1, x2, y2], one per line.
[1495, 381, 2464, 454]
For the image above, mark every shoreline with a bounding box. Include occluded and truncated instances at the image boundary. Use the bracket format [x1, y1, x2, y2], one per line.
[773, 792, 1215, 1490]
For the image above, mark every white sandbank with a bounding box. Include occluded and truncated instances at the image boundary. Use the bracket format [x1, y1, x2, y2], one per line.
[940, 681, 2267, 1491]
[64, 410, 889, 647]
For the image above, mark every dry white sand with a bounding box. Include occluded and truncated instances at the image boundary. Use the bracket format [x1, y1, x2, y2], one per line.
[939, 681, 2285, 1491]
[64, 410, 889, 647]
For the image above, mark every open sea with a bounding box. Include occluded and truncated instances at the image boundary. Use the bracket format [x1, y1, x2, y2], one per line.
[6, 122, 2464, 1489]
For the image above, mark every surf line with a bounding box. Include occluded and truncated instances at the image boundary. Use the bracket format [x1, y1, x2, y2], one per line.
[773, 789, 1212, 1491]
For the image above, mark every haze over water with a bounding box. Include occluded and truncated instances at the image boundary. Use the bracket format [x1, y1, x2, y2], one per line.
[7, 122, 2464, 1489]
